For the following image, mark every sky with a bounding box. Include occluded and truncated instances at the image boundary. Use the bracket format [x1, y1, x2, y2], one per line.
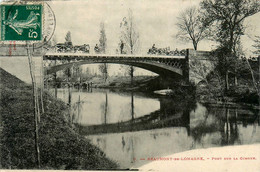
[0, 0, 259, 54]
[49, 0, 202, 53]
[49, 0, 260, 56]
[0, 0, 259, 83]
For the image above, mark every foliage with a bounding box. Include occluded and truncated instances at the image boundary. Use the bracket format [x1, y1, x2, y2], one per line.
[99, 63, 109, 82]
[200, 0, 260, 93]
[253, 36, 260, 55]
[65, 31, 72, 43]
[71, 65, 83, 82]
[200, 0, 260, 53]
[63, 67, 71, 81]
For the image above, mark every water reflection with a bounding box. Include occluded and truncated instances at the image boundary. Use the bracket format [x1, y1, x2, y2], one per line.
[88, 103, 259, 168]
[52, 88, 260, 169]
[53, 88, 161, 125]
[190, 104, 260, 146]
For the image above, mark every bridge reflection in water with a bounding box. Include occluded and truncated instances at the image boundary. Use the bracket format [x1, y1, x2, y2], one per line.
[52, 88, 260, 169]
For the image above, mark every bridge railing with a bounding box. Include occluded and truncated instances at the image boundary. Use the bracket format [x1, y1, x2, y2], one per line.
[44, 52, 186, 59]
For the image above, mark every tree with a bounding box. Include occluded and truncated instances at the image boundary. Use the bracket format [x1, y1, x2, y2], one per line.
[99, 22, 107, 53]
[63, 67, 71, 82]
[98, 22, 109, 82]
[72, 65, 83, 83]
[176, 6, 209, 50]
[244, 57, 259, 96]
[99, 64, 109, 82]
[81, 67, 91, 81]
[65, 31, 72, 43]
[201, 0, 259, 53]
[250, 35, 260, 96]
[120, 9, 139, 84]
[200, 0, 260, 92]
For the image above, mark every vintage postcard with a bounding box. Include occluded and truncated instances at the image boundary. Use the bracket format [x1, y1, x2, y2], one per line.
[0, 0, 259, 171]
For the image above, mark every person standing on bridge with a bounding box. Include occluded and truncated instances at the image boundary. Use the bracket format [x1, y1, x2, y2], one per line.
[94, 44, 100, 53]
[120, 41, 124, 54]
[151, 44, 157, 54]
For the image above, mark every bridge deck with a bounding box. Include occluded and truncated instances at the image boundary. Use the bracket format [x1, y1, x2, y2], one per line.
[44, 52, 186, 59]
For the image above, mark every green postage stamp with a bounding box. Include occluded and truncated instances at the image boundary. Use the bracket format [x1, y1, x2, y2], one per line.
[0, 3, 42, 41]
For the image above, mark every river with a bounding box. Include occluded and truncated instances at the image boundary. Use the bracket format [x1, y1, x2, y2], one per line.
[50, 88, 260, 169]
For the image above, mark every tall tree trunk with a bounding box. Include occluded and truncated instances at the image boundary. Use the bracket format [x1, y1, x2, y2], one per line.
[104, 63, 108, 82]
[246, 58, 260, 96]
[104, 92, 108, 124]
[40, 56, 44, 113]
[234, 60, 238, 86]
[54, 72, 57, 98]
[225, 71, 229, 92]
[27, 44, 40, 168]
[193, 40, 197, 50]
[131, 92, 134, 120]
[77, 95, 80, 123]
[234, 75, 238, 86]
[130, 65, 134, 85]
[67, 68, 71, 84]
[130, 46, 134, 85]
[68, 87, 72, 105]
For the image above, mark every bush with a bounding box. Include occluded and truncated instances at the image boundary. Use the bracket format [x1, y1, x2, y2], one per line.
[237, 92, 259, 105]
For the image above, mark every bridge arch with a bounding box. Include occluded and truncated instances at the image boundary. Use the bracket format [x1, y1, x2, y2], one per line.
[44, 54, 187, 80]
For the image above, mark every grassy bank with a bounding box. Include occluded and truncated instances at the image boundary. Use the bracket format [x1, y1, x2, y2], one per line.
[0, 68, 118, 170]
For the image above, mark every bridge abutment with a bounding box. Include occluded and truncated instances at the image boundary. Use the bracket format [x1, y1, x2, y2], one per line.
[187, 49, 213, 84]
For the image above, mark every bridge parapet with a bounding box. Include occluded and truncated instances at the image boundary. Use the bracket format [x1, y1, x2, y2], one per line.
[188, 49, 211, 58]
[44, 52, 186, 59]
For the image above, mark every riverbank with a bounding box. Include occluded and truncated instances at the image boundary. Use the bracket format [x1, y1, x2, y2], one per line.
[78, 75, 159, 91]
[196, 82, 259, 108]
[55, 75, 195, 95]
[139, 144, 260, 172]
[0, 68, 118, 170]
[53, 74, 258, 108]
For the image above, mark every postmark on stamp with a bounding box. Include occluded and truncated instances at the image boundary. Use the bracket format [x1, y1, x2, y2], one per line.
[0, 3, 43, 41]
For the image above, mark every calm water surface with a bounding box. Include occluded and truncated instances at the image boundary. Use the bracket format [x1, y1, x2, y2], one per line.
[52, 88, 260, 168]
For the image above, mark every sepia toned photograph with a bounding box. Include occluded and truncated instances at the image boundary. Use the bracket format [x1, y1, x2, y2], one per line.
[0, 0, 259, 171]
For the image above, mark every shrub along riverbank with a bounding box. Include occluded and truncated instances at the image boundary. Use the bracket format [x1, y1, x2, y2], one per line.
[195, 77, 259, 106]
[0, 68, 118, 170]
